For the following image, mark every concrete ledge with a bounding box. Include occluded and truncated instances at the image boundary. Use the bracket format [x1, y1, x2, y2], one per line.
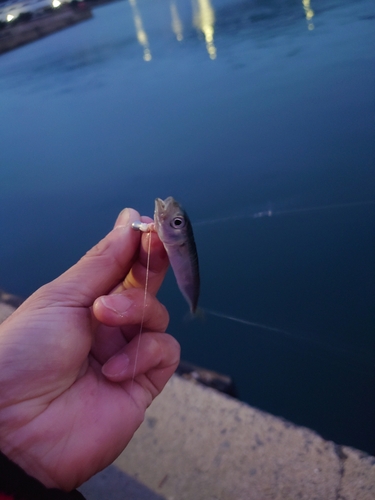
[0, 289, 23, 323]
[114, 375, 375, 500]
[78, 464, 165, 500]
[0, 303, 17, 323]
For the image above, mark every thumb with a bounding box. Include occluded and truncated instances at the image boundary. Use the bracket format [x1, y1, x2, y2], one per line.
[35, 208, 142, 307]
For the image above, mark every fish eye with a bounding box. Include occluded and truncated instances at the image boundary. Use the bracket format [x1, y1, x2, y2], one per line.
[171, 216, 185, 229]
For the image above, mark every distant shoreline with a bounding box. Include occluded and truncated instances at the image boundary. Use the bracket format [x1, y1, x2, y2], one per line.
[0, 3, 94, 55]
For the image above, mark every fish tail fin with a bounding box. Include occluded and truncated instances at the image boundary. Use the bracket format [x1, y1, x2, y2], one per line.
[193, 306, 205, 320]
[183, 306, 205, 322]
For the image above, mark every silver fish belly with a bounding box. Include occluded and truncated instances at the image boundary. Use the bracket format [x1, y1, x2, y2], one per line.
[154, 197, 200, 313]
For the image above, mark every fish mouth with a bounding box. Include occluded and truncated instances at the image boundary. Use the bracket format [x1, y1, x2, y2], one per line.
[154, 198, 165, 219]
[155, 197, 176, 220]
[154, 198, 167, 225]
[155, 197, 175, 208]
[155, 198, 165, 211]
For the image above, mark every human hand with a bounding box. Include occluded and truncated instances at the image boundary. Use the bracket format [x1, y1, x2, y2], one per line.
[0, 208, 180, 491]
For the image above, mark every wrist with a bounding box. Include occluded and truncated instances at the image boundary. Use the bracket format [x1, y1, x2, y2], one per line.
[0, 443, 57, 489]
[0, 451, 85, 499]
[0, 420, 60, 489]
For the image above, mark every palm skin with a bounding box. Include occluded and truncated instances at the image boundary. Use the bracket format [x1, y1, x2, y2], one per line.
[0, 208, 180, 491]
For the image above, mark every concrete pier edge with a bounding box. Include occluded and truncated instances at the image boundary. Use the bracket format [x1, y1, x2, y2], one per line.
[1, 298, 374, 499]
[113, 374, 375, 500]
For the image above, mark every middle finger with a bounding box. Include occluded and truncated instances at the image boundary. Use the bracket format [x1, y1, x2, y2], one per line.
[93, 288, 169, 338]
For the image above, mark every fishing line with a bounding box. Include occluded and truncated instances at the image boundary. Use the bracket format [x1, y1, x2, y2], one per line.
[130, 230, 152, 389]
[194, 200, 375, 372]
[205, 308, 294, 336]
[195, 200, 375, 227]
[204, 308, 374, 373]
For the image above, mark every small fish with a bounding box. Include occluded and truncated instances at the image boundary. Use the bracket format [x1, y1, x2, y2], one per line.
[154, 197, 200, 313]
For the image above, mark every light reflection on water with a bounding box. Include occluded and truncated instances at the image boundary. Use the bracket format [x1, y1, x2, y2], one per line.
[129, 0, 152, 61]
[170, 0, 184, 41]
[303, 0, 315, 30]
[0, 0, 374, 453]
[193, 0, 217, 59]
[128, 0, 218, 60]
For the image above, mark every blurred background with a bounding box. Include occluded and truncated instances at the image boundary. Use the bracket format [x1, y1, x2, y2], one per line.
[1, 0, 374, 454]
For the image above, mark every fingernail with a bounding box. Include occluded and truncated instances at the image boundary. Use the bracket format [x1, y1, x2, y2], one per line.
[100, 295, 133, 316]
[102, 352, 130, 378]
[115, 208, 131, 228]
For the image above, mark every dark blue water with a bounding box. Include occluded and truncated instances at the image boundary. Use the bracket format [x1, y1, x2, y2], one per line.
[1, 0, 374, 453]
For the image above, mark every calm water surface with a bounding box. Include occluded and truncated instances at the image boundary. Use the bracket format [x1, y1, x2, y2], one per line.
[0, 0, 374, 453]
